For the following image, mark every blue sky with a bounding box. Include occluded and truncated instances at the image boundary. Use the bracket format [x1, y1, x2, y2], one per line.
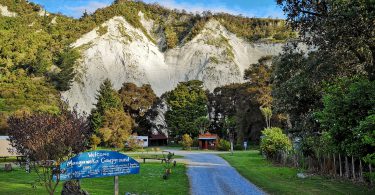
[30, 0, 285, 19]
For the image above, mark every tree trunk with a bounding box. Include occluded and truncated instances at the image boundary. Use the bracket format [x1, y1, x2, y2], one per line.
[333, 154, 337, 177]
[230, 141, 233, 155]
[345, 156, 349, 178]
[370, 164, 373, 185]
[359, 159, 363, 182]
[351, 156, 356, 180]
[339, 154, 342, 177]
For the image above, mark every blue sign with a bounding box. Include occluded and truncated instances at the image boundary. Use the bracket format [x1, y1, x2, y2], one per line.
[54, 150, 140, 181]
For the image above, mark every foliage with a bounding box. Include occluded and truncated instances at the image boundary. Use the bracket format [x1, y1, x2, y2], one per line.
[358, 115, 375, 165]
[118, 82, 157, 135]
[90, 134, 101, 150]
[90, 79, 122, 132]
[260, 107, 272, 129]
[181, 134, 193, 150]
[165, 80, 208, 138]
[0, 69, 60, 134]
[126, 135, 142, 151]
[96, 25, 108, 36]
[50, 49, 80, 91]
[99, 108, 133, 148]
[194, 116, 210, 135]
[316, 77, 375, 158]
[165, 25, 178, 49]
[214, 13, 296, 43]
[244, 56, 273, 107]
[272, 49, 323, 134]
[260, 127, 292, 160]
[277, 0, 375, 79]
[217, 139, 230, 151]
[7, 106, 91, 195]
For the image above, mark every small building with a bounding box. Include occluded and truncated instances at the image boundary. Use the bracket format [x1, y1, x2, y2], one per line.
[149, 133, 168, 146]
[0, 136, 19, 157]
[129, 136, 149, 148]
[198, 132, 218, 150]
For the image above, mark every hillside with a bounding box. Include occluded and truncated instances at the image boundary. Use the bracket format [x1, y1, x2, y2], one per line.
[0, 0, 296, 117]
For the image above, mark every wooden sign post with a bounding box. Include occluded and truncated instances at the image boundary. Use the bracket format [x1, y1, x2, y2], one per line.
[114, 176, 119, 195]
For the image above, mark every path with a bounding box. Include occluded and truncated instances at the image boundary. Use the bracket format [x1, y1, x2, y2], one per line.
[171, 150, 265, 195]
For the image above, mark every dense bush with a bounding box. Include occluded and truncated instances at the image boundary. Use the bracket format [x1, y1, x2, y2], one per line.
[260, 127, 292, 161]
[217, 139, 230, 151]
[181, 134, 193, 150]
[234, 144, 244, 150]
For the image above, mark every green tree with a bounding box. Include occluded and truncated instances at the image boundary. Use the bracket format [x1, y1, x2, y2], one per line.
[165, 80, 208, 138]
[99, 108, 133, 148]
[90, 79, 122, 133]
[194, 116, 210, 135]
[357, 115, 375, 165]
[244, 56, 273, 107]
[277, 0, 375, 79]
[51, 49, 80, 91]
[316, 77, 375, 159]
[272, 50, 323, 134]
[118, 83, 157, 135]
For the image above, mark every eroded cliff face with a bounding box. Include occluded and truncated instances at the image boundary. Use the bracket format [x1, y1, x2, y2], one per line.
[62, 14, 284, 114]
[0, 5, 17, 17]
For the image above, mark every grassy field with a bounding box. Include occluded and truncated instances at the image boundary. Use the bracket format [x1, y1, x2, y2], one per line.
[220, 150, 375, 195]
[0, 163, 189, 195]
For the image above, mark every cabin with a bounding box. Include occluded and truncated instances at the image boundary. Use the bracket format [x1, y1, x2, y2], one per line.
[198, 132, 218, 150]
[149, 133, 168, 146]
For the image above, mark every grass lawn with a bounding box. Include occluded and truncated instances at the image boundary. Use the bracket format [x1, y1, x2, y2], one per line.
[0, 163, 189, 195]
[220, 150, 375, 195]
[127, 153, 184, 159]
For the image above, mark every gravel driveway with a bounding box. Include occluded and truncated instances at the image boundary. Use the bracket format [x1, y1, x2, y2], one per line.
[183, 153, 265, 195]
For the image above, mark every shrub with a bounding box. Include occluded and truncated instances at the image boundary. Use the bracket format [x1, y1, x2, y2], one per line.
[217, 139, 230, 151]
[260, 127, 292, 161]
[234, 144, 243, 150]
[90, 135, 101, 150]
[181, 134, 193, 150]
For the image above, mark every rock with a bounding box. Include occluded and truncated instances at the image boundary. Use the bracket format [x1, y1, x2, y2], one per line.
[297, 173, 308, 179]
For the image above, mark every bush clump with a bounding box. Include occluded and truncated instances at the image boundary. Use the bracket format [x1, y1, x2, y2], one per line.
[181, 134, 193, 150]
[260, 127, 292, 161]
[217, 139, 230, 151]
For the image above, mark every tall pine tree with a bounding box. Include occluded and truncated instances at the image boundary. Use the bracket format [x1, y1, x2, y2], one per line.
[90, 79, 122, 132]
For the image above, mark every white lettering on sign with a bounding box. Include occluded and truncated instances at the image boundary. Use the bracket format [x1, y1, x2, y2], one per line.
[87, 152, 110, 158]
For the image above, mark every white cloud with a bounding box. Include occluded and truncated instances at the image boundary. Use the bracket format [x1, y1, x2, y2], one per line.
[66, 1, 110, 18]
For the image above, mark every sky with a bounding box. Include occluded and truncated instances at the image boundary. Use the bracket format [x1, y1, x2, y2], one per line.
[29, 0, 285, 19]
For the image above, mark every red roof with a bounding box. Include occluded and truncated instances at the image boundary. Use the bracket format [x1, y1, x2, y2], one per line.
[198, 132, 218, 140]
[149, 133, 167, 140]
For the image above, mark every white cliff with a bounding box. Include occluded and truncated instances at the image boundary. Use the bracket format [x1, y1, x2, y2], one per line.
[0, 5, 17, 17]
[63, 15, 284, 114]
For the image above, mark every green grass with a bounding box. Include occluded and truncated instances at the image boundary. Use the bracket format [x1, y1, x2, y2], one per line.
[0, 163, 189, 195]
[127, 154, 184, 159]
[220, 150, 375, 195]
